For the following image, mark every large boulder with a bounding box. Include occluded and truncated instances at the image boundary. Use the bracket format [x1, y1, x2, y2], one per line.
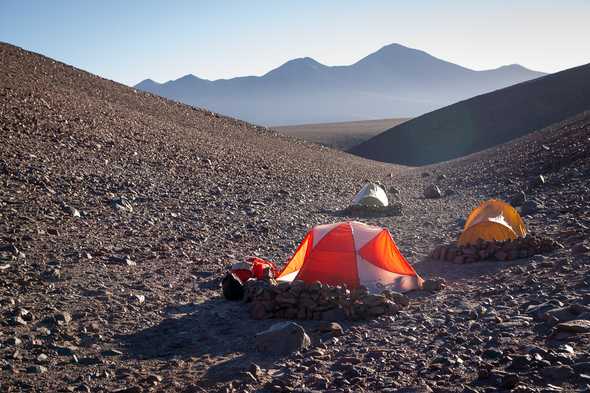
[255, 321, 310, 355]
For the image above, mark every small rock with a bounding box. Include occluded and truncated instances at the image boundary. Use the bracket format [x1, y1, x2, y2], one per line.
[240, 371, 258, 384]
[541, 365, 574, 381]
[382, 290, 410, 307]
[101, 349, 123, 357]
[130, 294, 145, 304]
[483, 348, 503, 359]
[510, 191, 527, 206]
[54, 344, 77, 356]
[112, 387, 142, 393]
[42, 268, 61, 281]
[77, 356, 102, 366]
[111, 196, 133, 212]
[394, 386, 433, 393]
[54, 311, 72, 326]
[13, 315, 28, 326]
[26, 365, 47, 374]
[318, 321, 344, 337]
[555, 319, 590, 334]
[109, 255, 136, 266]
[422, 278, 445, 291]
[424, 184, 443, 199]
[248, 363, 262, 378]
[362, 294, 388, 307]
[500, 373, 520, 389]
[529, 174, 546, 188]
[521, 200, 541, 215]
[36, 354, 48, 363]
[7, 337, 22, 346]
[0, 244, 20, 255]
[574, 362, 590, 374]
[508, 354, 531, 371]
[145, 374, 162, 385]
[74, 384, 91, 393]
[62, 204, 81, 218]
[573, 243, 590, 255]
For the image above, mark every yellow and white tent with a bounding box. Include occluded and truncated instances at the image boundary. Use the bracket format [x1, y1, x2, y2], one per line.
[458, 199, 527, 246]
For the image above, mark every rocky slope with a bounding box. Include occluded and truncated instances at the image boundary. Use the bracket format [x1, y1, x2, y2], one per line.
[1, 43, 590, 392]
[350, 62, 590, 165]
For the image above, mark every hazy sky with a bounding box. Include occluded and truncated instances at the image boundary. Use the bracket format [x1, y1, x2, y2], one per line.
[1, 1, 589, 86]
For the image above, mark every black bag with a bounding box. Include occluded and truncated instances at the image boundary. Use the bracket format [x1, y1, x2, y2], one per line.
[222, 272, 245, 301]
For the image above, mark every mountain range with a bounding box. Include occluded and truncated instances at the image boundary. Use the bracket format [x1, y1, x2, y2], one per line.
[135, 43, 545, 125]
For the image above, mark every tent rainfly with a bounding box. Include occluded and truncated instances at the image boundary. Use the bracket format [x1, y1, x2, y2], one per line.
[277, 221, 422, 293]
[458, 199, 527, 246]
[351, 183, 388, 207]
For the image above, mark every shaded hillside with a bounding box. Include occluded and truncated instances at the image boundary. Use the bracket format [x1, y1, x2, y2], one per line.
[135, 43, 544, 125]
[350, 62, 590, 165]
[276, 117, 408, 149]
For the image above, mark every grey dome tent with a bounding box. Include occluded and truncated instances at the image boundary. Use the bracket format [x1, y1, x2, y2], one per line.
[351, 183, 389, 207]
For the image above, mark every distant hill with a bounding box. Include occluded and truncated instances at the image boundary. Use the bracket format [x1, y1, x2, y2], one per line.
[135, 43, 545, 125]
[349, 63, 590, 166]
[276, 118, 408, 150]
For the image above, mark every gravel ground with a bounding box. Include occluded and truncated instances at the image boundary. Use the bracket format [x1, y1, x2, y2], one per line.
[1, 43, 590, 392]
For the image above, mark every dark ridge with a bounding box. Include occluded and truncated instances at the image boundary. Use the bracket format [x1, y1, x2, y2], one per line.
[349, 62, 590, 166]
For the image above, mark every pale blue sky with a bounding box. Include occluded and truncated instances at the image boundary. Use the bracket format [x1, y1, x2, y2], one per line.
[1, 1, 589, 86]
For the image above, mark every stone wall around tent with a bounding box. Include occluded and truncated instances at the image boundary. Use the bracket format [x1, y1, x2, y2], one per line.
[430, 235, 562, 264]
[243, 279, 410, 321]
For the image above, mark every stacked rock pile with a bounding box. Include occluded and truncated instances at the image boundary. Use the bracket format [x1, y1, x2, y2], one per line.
[243, 279, 409, 321]
[341, 202, 403, 217]
[430, 234, 562, 264]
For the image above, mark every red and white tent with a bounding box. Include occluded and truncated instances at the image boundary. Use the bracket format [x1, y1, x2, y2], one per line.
[277, 221, 423, 293]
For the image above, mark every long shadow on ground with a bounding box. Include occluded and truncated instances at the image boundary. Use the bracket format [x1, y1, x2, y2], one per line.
[117, 296, 351, 385]
[119, 298, 266, 359]
[118, 297, 272, 384]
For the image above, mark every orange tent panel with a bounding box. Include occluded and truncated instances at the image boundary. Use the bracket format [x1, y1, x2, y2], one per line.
[359, 230, 417, 276]
[280, 232, 311, 279]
